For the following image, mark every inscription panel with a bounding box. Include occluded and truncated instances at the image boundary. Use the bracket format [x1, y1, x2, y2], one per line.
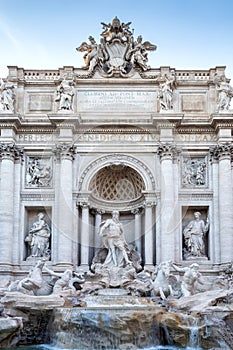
[181, 94, 206, 112]
[28, 94, 53, 111]
[77, 90, 157, 113]
[17, 134, 54, 143]
[75, 133, 158, 143]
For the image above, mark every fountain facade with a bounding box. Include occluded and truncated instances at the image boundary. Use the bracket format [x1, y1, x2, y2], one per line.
[0, 16, 233, 349]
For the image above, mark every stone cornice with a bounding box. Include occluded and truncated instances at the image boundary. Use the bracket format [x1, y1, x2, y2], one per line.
[210, 114, 233, 129]
[176, 127, 215, 134]
[152, 114, 183, 127]
[179, 192, 213, 200]
[20, 192, 55, 201]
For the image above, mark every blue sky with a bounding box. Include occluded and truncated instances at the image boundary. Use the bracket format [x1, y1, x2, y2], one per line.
[1, 0, 233, 81]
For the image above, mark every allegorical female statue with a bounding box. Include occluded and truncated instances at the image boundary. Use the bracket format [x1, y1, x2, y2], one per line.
[25, 213, 51, 258]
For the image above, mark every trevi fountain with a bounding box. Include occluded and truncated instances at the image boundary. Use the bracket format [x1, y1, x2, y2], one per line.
[0, 17, 233, 350]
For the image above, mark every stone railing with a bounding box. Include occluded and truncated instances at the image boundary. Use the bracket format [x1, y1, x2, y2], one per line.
[23, 70, 61, 80]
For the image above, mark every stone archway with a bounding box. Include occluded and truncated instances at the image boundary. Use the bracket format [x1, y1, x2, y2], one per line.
[78, 153, 156, 195]
[77, 154, 157, 268]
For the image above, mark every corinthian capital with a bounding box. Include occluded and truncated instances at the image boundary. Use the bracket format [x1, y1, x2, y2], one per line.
[157, 143, 179, 159]
[53, 143, 75, 161]
[210, 142, 233, 160]
[0, 143, 23, 161]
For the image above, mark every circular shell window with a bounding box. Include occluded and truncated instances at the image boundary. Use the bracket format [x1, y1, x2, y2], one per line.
[89, 165, 145, 201]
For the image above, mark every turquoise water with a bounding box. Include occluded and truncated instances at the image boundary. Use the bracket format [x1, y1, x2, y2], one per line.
[8, 345, 203, 350]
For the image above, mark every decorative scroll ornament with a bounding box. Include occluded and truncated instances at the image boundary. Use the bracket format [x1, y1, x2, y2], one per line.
[76, 16, 157, 77]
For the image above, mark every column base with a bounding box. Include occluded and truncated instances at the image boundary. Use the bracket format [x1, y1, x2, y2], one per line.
[79, 264, 90, 272]
[143, 264, 154, 273]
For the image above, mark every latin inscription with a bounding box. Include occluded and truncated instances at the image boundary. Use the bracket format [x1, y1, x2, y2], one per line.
[18, 134, 54, 142]
[77, 90, 156, 112]
[75, 133, 158, 142]
[175, 134, 216, 142]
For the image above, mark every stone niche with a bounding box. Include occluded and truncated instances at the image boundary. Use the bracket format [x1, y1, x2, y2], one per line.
[24, 207, 52, 261]
[181, 206, 209, 261]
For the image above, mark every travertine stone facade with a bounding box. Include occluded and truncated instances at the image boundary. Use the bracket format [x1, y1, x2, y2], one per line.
[0, 18, 233, 283]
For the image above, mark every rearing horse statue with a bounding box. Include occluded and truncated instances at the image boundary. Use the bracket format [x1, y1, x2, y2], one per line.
[152, 261, 174, 300]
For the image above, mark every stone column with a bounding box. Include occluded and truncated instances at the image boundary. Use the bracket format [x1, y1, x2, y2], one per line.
[211, 157, 220, 263]
[13, 153, 24, 264]
[0, 144, 23, 266]
[211, 143, 233, 263]
[158, 143, 178, 262]
[143, 200, 155, 267]
[79, 201, 90, 270]
[94, 209, 104, 250]
[54, 143, 74, 266]
[131, 208, 143, 255]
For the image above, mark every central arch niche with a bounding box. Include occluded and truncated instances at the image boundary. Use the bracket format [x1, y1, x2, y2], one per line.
[88, 164, 146, 264]
[89, 164, 145, 202]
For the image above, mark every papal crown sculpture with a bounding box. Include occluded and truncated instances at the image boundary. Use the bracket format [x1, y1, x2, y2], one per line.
[76, 16, 157, 77]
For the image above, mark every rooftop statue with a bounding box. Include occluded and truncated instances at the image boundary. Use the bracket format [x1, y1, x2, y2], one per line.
[76, 16, 157, 77]
[213, 73, 233, 112]
[0, 79, 15, 112]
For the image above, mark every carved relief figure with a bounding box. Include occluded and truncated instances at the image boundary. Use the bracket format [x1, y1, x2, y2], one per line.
[182, 158, 206, 187]
[26, 157, 52, 187]
[25, 213, 51, 259]
[99, 210, 132, 268]
[0, 79, 15, 112]
[55, 79, 75, 110]
[158, 72, 176, 111]
[183, 211, 209, 258]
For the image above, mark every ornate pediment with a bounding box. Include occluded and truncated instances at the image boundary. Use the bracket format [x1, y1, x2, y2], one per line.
[76, 16, 157, 77]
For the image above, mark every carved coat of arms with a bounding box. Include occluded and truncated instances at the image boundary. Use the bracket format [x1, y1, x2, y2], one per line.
[76, 16, 157, 77]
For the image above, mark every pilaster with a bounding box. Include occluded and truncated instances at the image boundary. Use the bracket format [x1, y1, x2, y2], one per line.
[0, 143, 23, 267]
[78, 199, 91, 270]
[53, 143, 75, 266]
[143, 197, 156, 267]
[158, 143, 179, 262]
[210, 143, 233, 262]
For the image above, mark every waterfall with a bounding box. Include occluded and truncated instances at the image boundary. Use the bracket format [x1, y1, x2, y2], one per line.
[188, 316, 203, 350]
